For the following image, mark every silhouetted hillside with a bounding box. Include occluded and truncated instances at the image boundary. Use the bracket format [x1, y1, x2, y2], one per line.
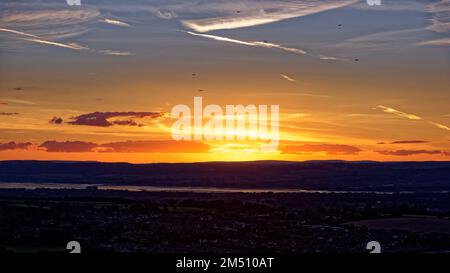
[0, 160, 450, 191]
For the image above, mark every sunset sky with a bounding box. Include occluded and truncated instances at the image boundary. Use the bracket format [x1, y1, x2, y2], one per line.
[0, 0, 449, 163]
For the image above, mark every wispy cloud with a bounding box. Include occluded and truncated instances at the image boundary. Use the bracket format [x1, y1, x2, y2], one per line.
[100, 50, 136, 56]
[279, 143, 362, 155]
[232, 92, 330, 98]
[376, 150, 447, 156]
[0, 27, 40, 38]
[426, 0, 450, 33]
[390, 140, 429, 144]
[1, 27, 89, 51]
[1, 27, 136, 56]
[0, 98, 36, 105]
[156, 9, 178, 19]
[332, 28, 424, 53]
[377, 105, 450, 132]
[377, 105, 422, 120]
[182, 0, 358, 32]
[1, 8, 133, 56]
[417, 37, 450, 46]
[24, 38, 88, 50]
[280, 74, 296, 82]
[429, 121, 450, 131]
[334, 0, 450, 52]
[101, 18, 130, 27]
[0, 9, 99, 39]
[185, 31, 307, 55]
[319, 56, 339, 60]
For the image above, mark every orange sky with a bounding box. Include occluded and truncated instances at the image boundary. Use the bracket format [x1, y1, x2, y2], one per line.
[0, 0, 449, 163]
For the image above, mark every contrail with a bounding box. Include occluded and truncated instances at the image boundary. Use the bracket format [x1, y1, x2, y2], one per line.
[280, 74, 296, 82]
[24, 38, 88, 50]
[185, 31, 307, 55]
[0, 27, 40, 39]
[1, 27, 89, 51]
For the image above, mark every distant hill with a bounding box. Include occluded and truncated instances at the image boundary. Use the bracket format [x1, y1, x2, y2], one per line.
[0, 160, 450, 191]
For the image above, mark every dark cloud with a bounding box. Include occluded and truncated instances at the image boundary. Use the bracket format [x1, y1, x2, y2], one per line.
[111, 119, 141, 127]
[376, 150, 444, 156]
[390, 140, 429, 144]
[0, 102, 8, 105]
[0, 112, 19, 116]
[279, 144, 362, 155]
[12, 86, 34, 91]
[49, 116, 64, 124]
[67, 112, 164, 127]
[38, 140, 210, 153]
[39, 141, 98, 153]
[0, 141, 32, 151]
[98, 140, 210, 153]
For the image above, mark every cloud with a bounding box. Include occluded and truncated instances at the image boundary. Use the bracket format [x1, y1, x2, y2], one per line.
[0, 141, 32, 151]
[376, 105, 450, 132]
[98, 140, 210, 153]
[0, 27, 40, 38]
[0, 112, 19, 116]
[99, 50, 136, 56]
[39, 141, 98, 153]
[0, 27, 89, 51]
[67, 112, 165, 127]
[0, 8, 99, 39]
[334, 28, 430, 53]
[429, 121, 450, 131]
[181, 0, 358, 32]
[417, 38, 450, 46]
[279, 143, 362, 155]
[0, 9, 99, 27]
[24, 38, 88, 50]
[35, 139, 211, 153]
[319, 56, 338, 60]
[185, 31, 307, 55]
[390, 140, 429, 144]
[376, 105, 422, 120]
[334, 0, 450, 52]
[1, 25, 133, 56]
[426, 0, 450, 33]
[101, 18, 130, 27]
[280, 74, 296, 82]
[49, 116, 64, 125]
[0, 98, 35, 105]
[376, 150, 446, 156]
[156, 10, 178, 19]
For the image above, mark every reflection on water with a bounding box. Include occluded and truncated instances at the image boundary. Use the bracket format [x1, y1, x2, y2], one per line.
[0, 182, 400, 194]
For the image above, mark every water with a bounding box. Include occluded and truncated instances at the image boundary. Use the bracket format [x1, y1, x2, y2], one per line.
[0, 182, 399, 194]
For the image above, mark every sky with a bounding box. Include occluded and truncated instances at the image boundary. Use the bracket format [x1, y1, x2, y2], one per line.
[0, 0, 449, 163]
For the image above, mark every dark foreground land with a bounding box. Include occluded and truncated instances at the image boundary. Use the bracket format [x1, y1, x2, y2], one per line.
[0, 160, 450, 253]
[1, 189, 450, 253]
